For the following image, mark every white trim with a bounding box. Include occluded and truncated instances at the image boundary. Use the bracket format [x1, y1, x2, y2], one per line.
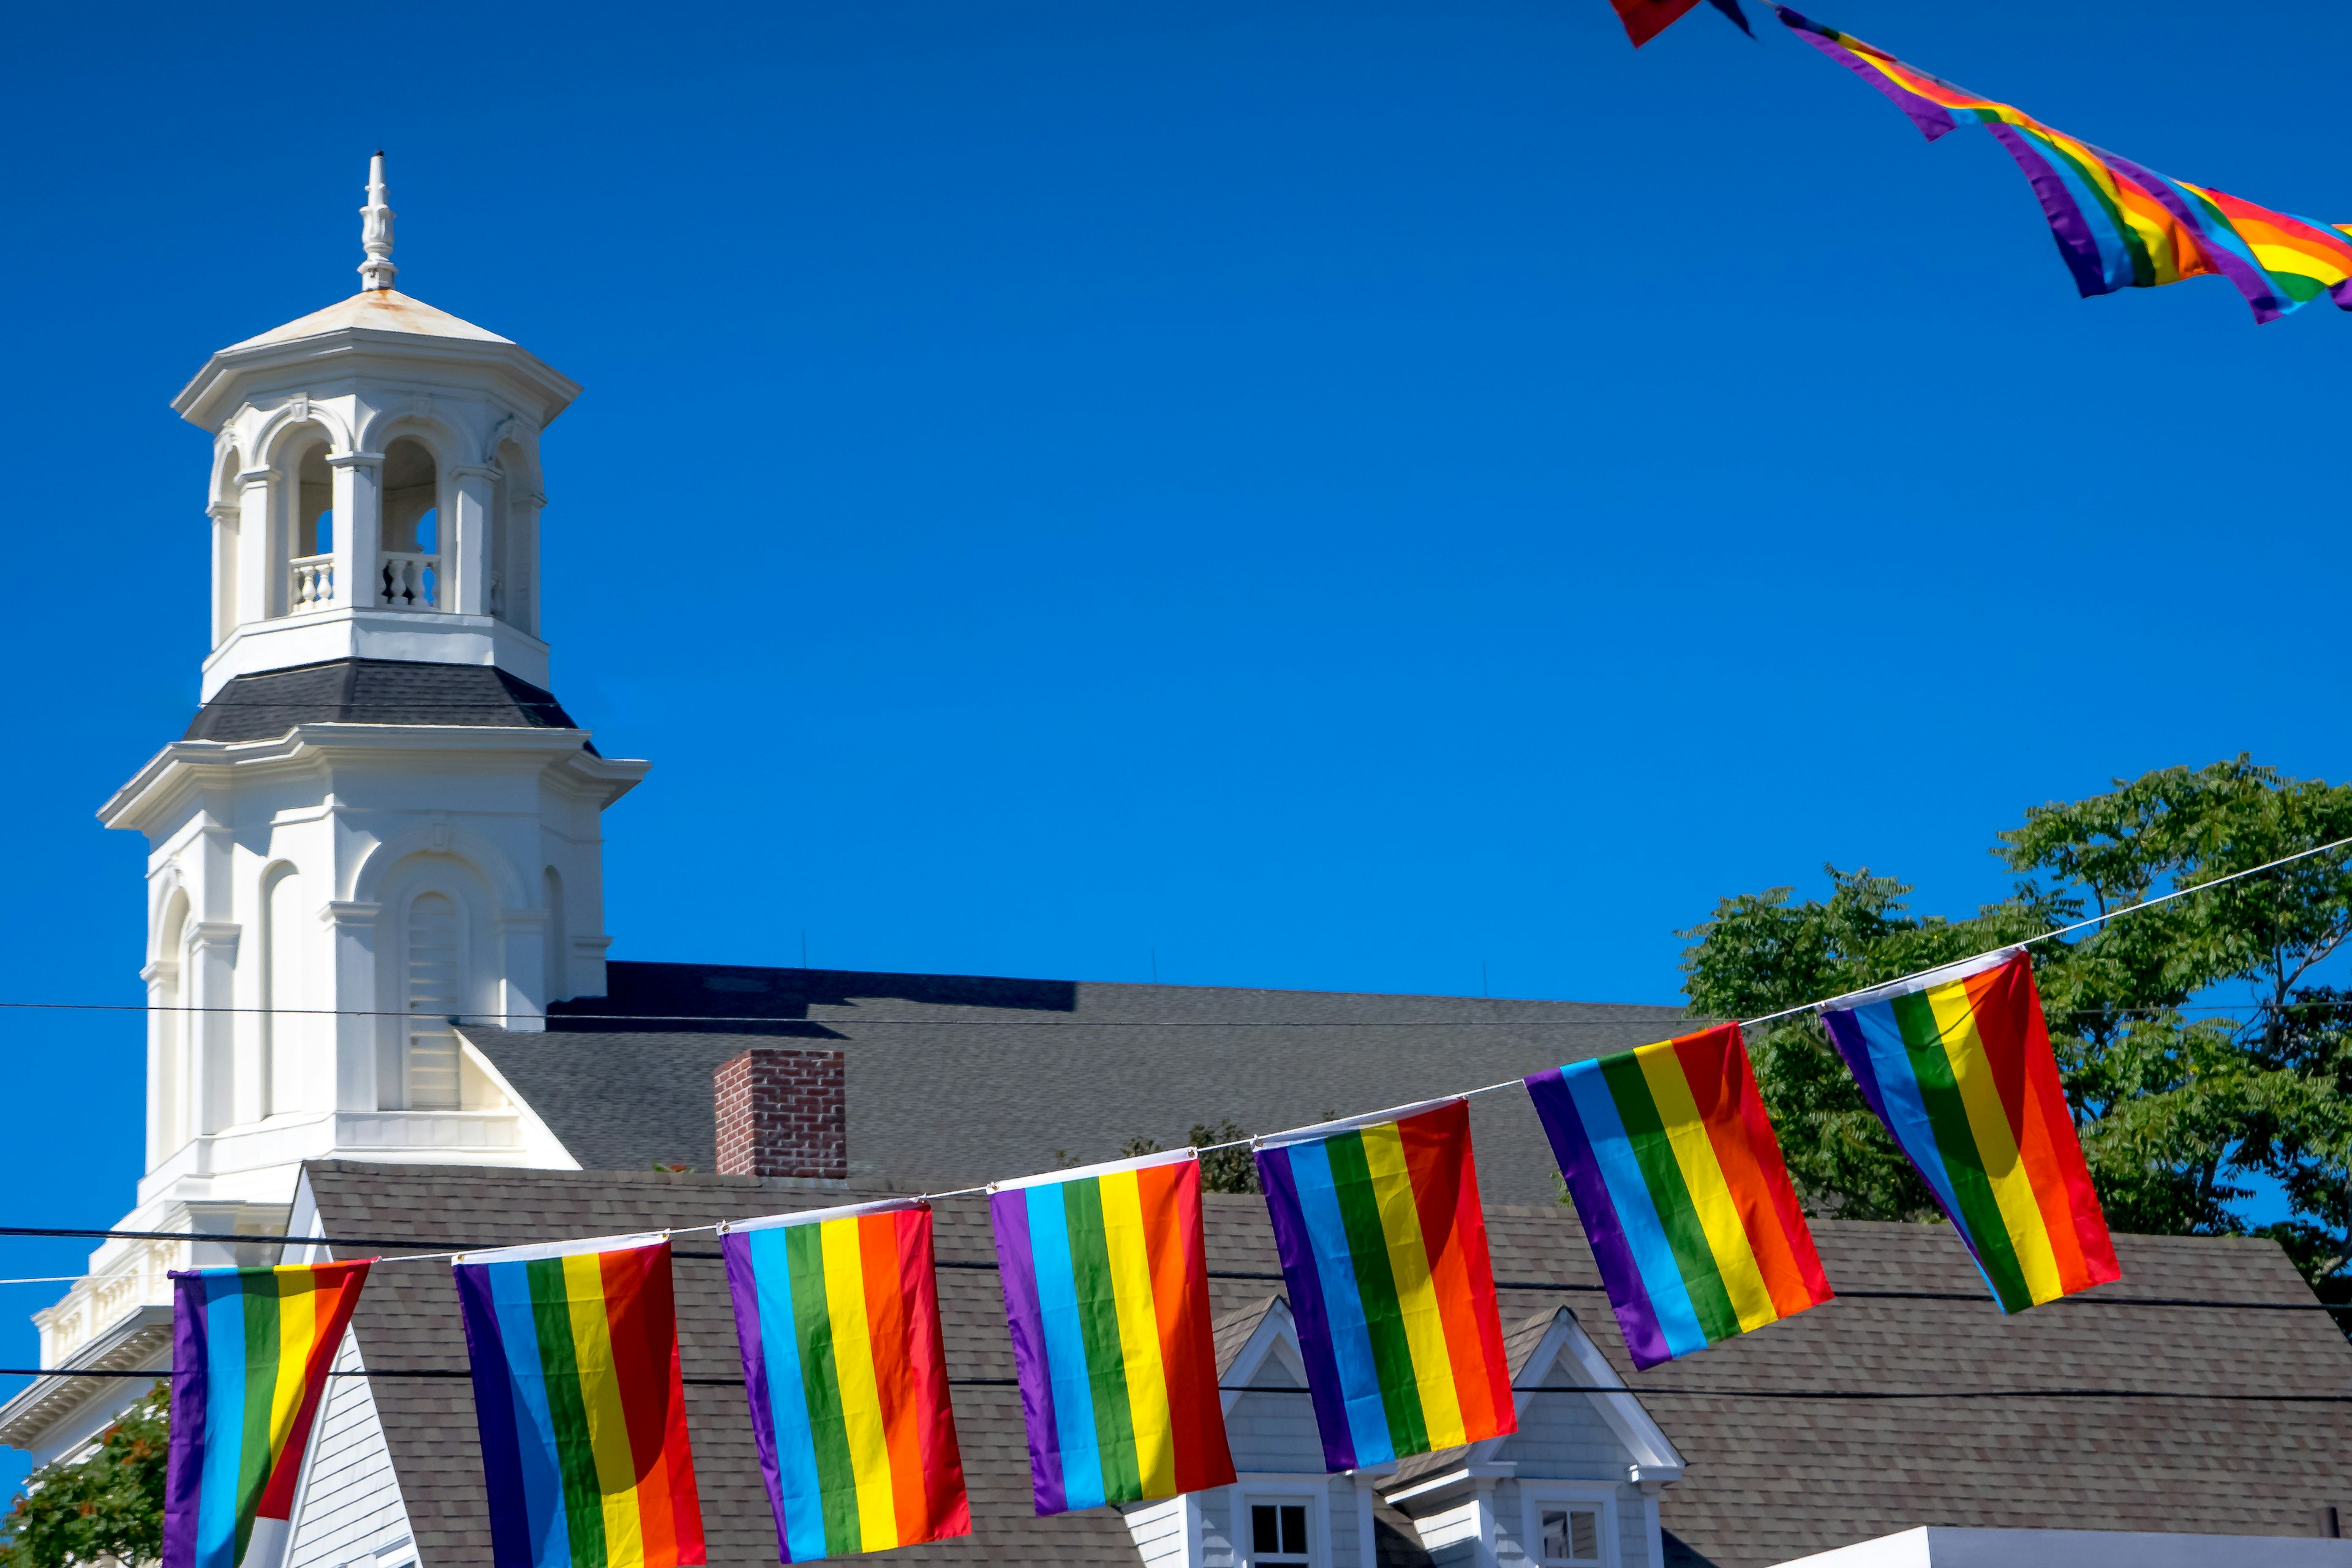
[990, 1147, 1199, 1191]
[1233, 1480, 1333, 1568]
[1520, 1481, 1622, 1568]
[454, 1231, 666, 1265]
[1506, 1308, 1686, 1482]
[1220, 1298, 1309, 1415]
[720, 1197, 929, 1234]
[1826, 946, 2024, 1011]
[1354, 1475, 1379, 1568]
[1254, 1098, 1463, 1150]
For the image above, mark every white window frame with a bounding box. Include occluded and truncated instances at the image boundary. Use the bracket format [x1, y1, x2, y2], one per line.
[1234, 1482, 1330, 1568]
[1520, 1482, 1621, 1568]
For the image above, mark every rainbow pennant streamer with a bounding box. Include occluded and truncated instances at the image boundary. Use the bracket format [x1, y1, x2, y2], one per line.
[720, 1200, 970, 1561]
[1776, 6, 2352, 324]
[163, 1259, 374, 1568]
[1254, 1099, 1515, 1471]
[454, 1234, 706, 1568]
[1526, 1025, 1832, 1370]
[1821, 951, 2120, 1313]
[989, 1149, 1235, 1517]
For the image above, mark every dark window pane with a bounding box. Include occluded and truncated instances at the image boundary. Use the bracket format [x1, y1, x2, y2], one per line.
[1281, 1505, 1308, 1556]
[1254, 1505, 1280, 1555]
[1542, 1510, 1571, 1559]
[1572, 1510, 1598, 1559]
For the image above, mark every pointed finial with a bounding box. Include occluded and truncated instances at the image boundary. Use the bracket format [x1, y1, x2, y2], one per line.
[358, 151, 397, 292]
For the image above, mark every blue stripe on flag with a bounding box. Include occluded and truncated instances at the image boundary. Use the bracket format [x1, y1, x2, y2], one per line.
[1285, 1139, 1395, 1467]
[1561, 1060, 1711, 1359]
[747, 1227, 831, 1561]
[1026, 1182, 1106, 1511]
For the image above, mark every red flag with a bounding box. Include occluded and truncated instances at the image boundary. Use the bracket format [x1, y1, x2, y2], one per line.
[1610, 0, 1752, 47]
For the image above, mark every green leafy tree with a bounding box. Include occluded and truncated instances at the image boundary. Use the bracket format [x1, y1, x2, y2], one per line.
[0, 1384, 168, 1568]
[1680, 758, 2352, 1298]
[1121, 1119, 1261, 1194]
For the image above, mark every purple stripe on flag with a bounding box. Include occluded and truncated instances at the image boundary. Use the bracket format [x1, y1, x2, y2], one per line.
[1253, 1145, 1355, 1471]
[161, 1274, 209, 1568]
[989, 1190, 1066, 1517]
[1820, 1010, 1891, 1130]
[1523, 1069, 1672, 1371]
[719, 1234, 790, 1564]
[452, 1264, 533, 1567]
[1985, 124, 2125, 299]
[1776, 8, 1964, 140]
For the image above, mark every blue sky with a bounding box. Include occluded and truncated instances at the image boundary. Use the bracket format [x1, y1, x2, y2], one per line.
[1, 0, 2347, 1464]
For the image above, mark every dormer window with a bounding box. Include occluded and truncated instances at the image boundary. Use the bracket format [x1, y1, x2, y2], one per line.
[380, 437, 440, 609]
[1247, 1500, 1314, 1567]
[1539, 1505, 1603, 1566]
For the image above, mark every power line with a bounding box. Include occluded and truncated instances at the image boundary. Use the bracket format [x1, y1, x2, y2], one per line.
[11, 1223, 2345, 1314]
[13, 1366, 2345, 1403]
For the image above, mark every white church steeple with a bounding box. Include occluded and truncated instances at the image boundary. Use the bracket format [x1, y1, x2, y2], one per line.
[173, 152, 581, 701]
[0, 164, 655, 1463]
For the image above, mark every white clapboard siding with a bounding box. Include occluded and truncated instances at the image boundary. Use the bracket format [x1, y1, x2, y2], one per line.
[285, 1330, 415, 1568]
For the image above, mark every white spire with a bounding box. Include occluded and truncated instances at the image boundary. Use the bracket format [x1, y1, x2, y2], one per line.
[359, 151, 397, 292]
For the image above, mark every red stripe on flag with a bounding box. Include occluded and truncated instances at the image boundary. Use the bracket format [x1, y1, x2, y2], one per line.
[1398, 1102, 1514, 1443]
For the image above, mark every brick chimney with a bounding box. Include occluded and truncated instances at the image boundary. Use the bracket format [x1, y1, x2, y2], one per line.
[713, 1047, 846, 1179]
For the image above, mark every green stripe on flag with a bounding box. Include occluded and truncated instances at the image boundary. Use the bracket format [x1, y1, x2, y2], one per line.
[233, 1277, 276, 1567]
[1064, 1176, 1143, 1504]
[1891, 992, 2031, 1310]
[1599, 1055, 1743, 1344]
[1324, 1130, 1430, 1458]
[785, 1224, 861, 1555]
[527, 1257, 608, 1568]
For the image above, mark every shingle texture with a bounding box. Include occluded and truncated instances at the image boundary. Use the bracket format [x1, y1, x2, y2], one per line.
[304, 1161, 2352, 1568]
[184, 659, 589, 746]
[512, 962, 1691, 1207]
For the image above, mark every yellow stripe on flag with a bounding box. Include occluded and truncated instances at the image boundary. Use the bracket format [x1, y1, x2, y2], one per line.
[821, 1218, 899, 1553]
[562, 1252, 647, 1568]
[1359, 1121, 1468, 1449]
[266, 1268, 318, 1466]
[1925, 981, 2065, 1304]
[1098, 1170, 1177, 1498]
[1633, 1047, 1779, 1333]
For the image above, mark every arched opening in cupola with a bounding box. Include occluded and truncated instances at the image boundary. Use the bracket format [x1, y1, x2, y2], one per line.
[380, 437, 441, 609]
[284, 429, 336, 614]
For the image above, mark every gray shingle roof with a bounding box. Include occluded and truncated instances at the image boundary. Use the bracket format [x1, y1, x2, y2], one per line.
[303, 1161, 2352, 1568]
[497, 962, 1692, 1207]
[184, 658, 591, 747]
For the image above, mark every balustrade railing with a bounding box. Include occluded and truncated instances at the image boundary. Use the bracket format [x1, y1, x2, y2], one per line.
[380, 552, 439, 609]
[290, 554, 334, 610]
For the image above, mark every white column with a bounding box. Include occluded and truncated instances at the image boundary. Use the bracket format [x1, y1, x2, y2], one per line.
[508, 489, 543, 634]
[1353, 1477, 1380, 1568]
[188, 923, 241, 1136]
[448, 465, 497, 616]
[236, 469, 273, 625]
[207, 502, 239, 644]
[496, 908, 549, 1033]
[330, 451, 383, 610]
[322, 903, 381, 1112]
[139, 959, 176, 1170]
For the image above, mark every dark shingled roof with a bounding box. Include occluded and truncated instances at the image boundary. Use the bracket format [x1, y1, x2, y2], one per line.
[491, 961, 1692, 1207]
[184, 658, 592, 748]
[304, 1161, 2352, 1568]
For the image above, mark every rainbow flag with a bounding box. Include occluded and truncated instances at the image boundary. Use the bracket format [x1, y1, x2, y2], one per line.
[720, 1200, 970, 1560]
[1775, 7, 2352, 324]
[454, 1235, 706, 1568]
[1821, 951, 2120, 1313]
[1254, 1099, 1514, 1471]
[1526, 1025, 1831, 1370]
[164, 1259, 374, 1568]
[989, 1149, 1234, 1516]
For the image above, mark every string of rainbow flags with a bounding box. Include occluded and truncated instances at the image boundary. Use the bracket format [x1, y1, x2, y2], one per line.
[170, 947, 2110, 1568]
[1619, 3, 2352, 325]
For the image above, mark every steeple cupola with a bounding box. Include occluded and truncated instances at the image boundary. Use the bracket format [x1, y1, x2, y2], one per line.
[172, 153, 581, 701]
